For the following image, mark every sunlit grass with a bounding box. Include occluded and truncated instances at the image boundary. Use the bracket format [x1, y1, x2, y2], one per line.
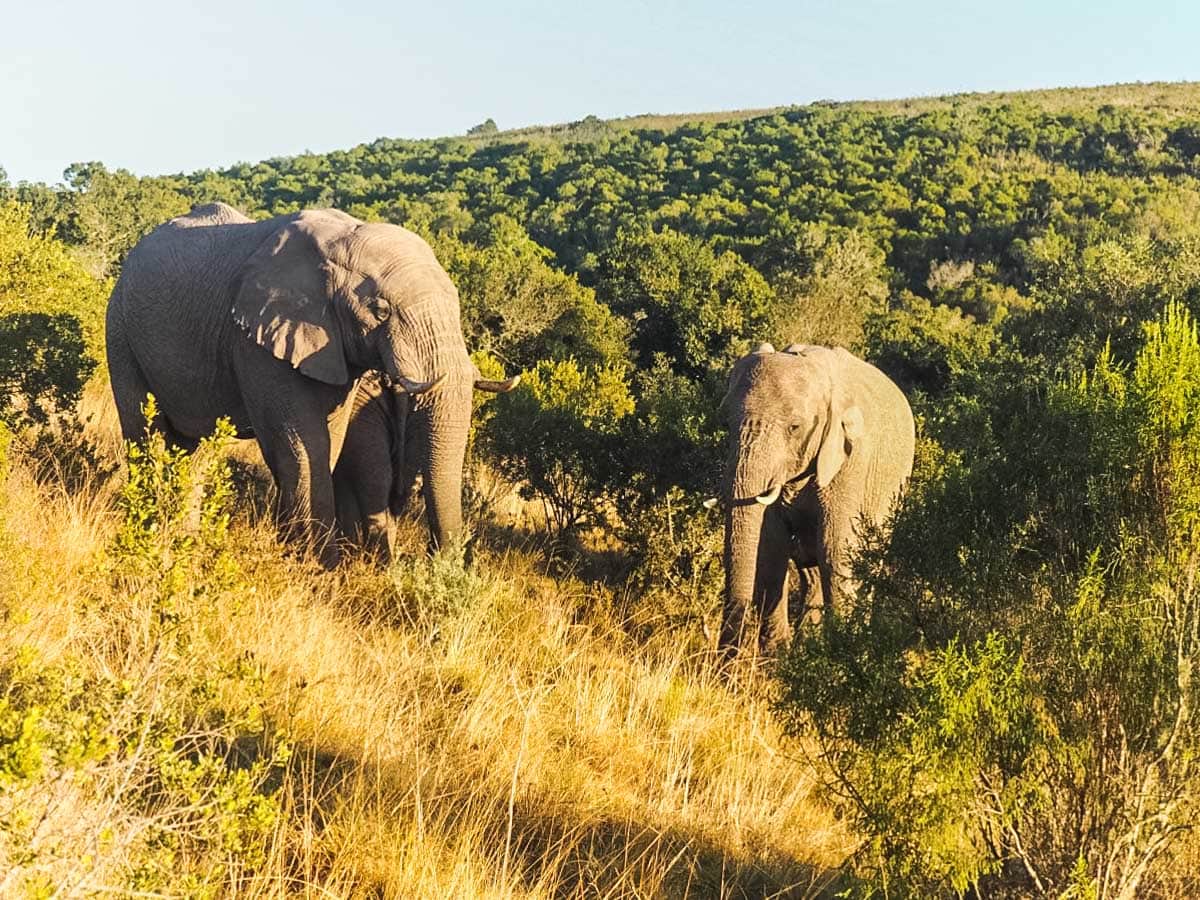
[0, 393, 850, 897]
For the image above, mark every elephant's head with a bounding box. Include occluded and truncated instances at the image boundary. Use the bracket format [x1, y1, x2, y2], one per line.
[232, 209, 517, 548]
[716, 343, 863, 653]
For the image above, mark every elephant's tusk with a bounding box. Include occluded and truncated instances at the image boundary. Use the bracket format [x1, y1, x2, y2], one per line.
[702, 496, 720, 510]
[755, 484, 782, 506]
[474, 374, 521, 393]
[394, 373, 445, 394]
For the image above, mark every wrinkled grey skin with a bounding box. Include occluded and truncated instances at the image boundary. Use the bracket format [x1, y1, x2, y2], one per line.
[332, 372, 415, 563]
[106, 202, 492, 566]
[717, 343, 914, 659]
[333, 369, 518, 563]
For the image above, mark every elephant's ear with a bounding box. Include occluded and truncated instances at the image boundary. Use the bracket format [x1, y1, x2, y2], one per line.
[816, 405, 864, 488]
[231, 216, 349, 386]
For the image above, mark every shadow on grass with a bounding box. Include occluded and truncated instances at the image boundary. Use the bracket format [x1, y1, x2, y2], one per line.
[266, 737, 844, 899]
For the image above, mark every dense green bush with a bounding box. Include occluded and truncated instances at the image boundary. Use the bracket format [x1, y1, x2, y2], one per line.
[0, 201, 109, 426]
[776, 304, 1200, 897]
[0, 406, 286, 895]
[596, 227, 774, 377]
[865, 293, 997, 395]
[761, 223, 889, 350]
[433, 219, 630, 370]
[481, 358, 634, 539]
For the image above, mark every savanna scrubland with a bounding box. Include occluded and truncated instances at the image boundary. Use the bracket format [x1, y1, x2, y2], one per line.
[5, 81, 1200, 896]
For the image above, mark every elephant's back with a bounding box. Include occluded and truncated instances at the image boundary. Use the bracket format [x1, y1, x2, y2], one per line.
[108, 206, 278, 433]
[114, 207, 276, 327]
[169, 202, 253, 228]
[841, 352, 916, 505]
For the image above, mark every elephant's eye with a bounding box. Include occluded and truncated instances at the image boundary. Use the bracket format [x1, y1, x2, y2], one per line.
[371, 301, 391, 322]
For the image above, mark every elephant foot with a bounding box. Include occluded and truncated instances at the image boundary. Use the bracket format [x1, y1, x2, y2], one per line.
[317, 539, 341, 570]
[800, 603, 823, 628]
[759, 628, 793, 657]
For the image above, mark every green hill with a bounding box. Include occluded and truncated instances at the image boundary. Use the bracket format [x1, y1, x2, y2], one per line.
[463, 80, 1200, 144]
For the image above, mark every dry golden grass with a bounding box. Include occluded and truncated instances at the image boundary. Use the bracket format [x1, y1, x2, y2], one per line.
[0, 387, 850, 898]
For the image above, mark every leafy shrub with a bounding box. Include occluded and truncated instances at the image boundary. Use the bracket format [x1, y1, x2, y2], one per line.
[776, 303, 1200, 897]
[864, 292, 997, 395]
[481, 359, 634, 539]
[764, 223, 889, 350]
[1, 403, 286, 895]
[389, 537, 488, 639]
[112, 396, 237, 630]
[596, 227, 774, 377]
[621, 357, 724, 496]
[0, 201, 109, 426]
[619, 487, 724, 641]
[614, 360, 725, 624]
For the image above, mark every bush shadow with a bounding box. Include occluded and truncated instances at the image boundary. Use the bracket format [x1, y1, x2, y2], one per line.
[272, 735, 844, 899]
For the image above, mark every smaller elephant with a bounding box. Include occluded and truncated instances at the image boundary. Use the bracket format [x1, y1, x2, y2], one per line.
[712, 343, 914, 658]
[332, 372, 414, 563]
[334, 370, 518, 563]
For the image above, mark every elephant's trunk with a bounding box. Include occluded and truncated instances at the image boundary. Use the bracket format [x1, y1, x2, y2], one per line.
[383, 293, 475, 551]
[411, 378, 472, 550]
[721, 500, 768, 658]
[719, 424, 787, 659]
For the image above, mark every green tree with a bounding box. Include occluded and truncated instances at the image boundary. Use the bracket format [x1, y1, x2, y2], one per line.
[765, 224, 889, 350]
[59, 162, 189, 277]
[865, 292, 997, 395]
[467, 118, 499, 136]
[481, 359, 634, 539]
[434, 219, 630, 370]
[0, 202, 109, 425]
[596, 227, 774, 376]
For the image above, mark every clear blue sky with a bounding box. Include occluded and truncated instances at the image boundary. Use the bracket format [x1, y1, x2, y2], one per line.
[2, 0, 1195, 185]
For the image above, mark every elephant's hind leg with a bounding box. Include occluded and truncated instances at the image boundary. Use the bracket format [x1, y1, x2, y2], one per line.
[106, 306, 198, 449]
[106, 306, 154, 443]
[795, 565, 825, 627]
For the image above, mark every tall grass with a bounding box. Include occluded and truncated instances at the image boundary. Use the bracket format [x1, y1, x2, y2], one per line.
[0, 390, 848, 898]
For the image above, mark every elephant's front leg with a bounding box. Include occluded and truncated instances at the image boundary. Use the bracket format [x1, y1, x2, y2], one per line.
[242, 405, 339, 568]
[795, 566, 825, 627]
[788, 517, 826, 627]
[755, 510, 793, 655]
[264, 427, 340, 568]
[236, 353, 350, 568]
[819, 506, 862, 615]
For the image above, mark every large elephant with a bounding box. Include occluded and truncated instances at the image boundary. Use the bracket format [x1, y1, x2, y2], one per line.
[331, 367, 516, 563]
[713, 343, 914, 658]
[106, 202, 514, 565]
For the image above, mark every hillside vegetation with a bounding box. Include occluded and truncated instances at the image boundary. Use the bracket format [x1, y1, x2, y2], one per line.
[5, 81, 1200, 896]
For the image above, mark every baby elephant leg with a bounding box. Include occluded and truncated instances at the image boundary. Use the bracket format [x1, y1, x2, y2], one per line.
[333, 384, 396, 565]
